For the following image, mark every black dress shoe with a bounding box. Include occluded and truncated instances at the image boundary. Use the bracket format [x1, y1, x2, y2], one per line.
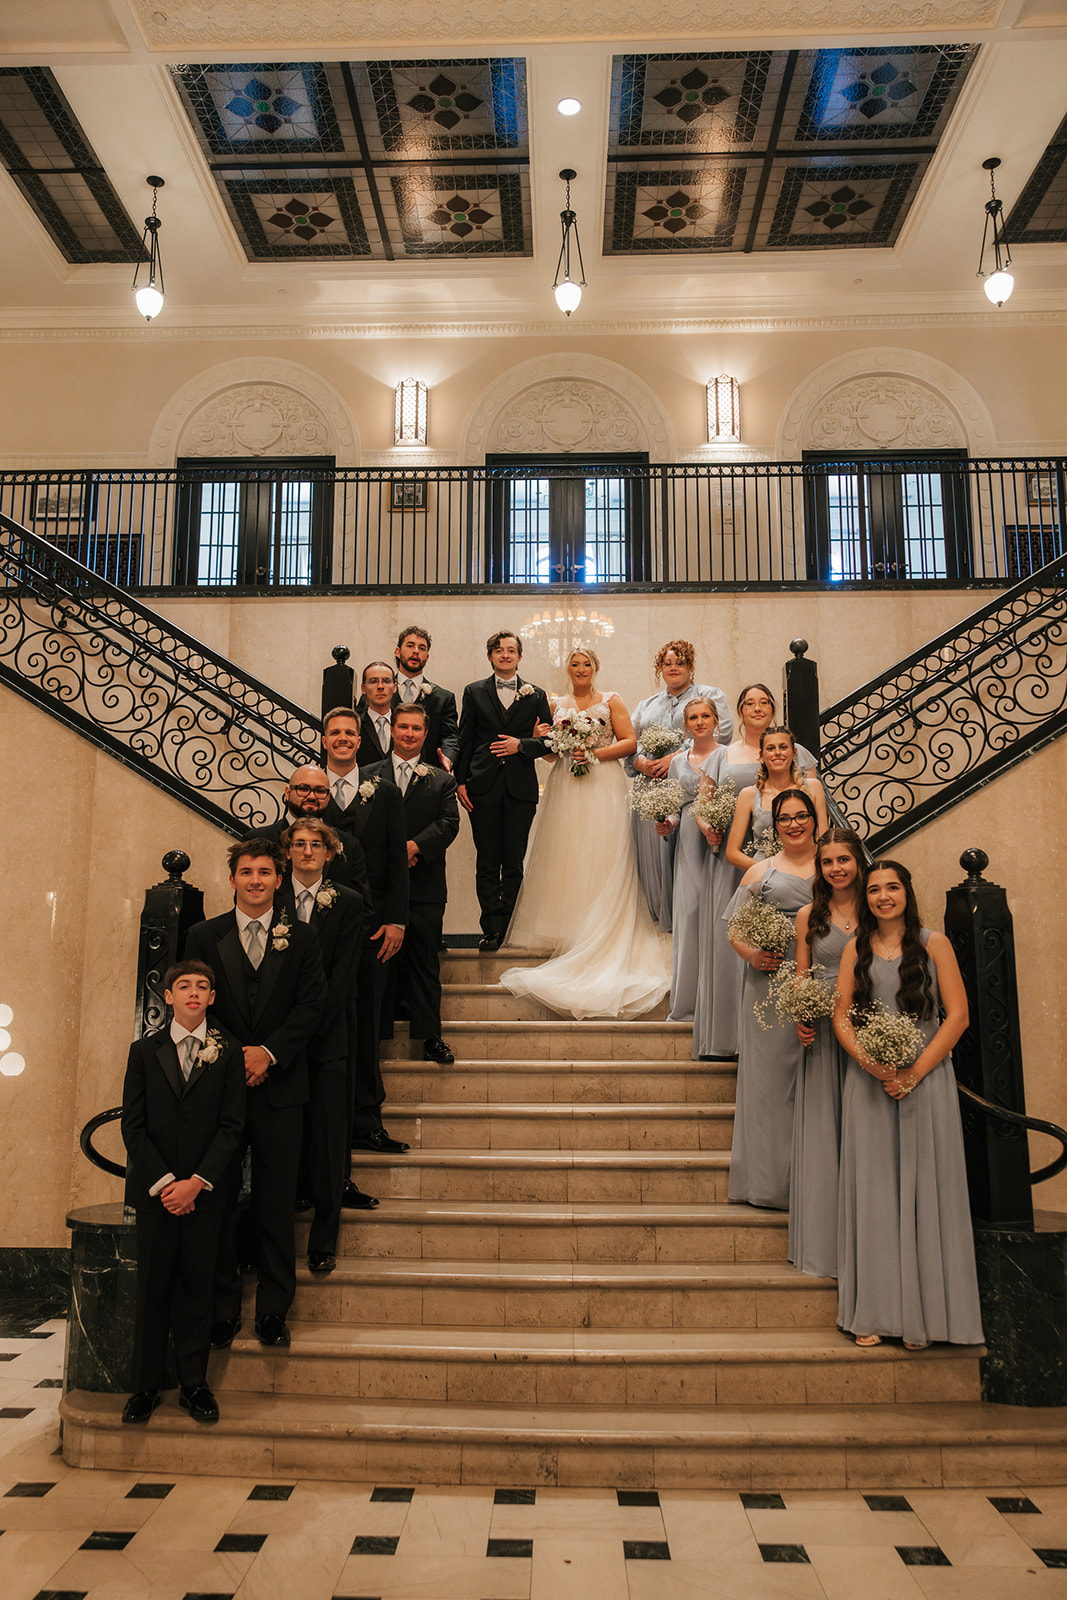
[294, 1195, 313, 1212]
[478, 936, 500, 953]
[352, 1128, 409, 1154]
[254, 1313, 291, 1347]
[121, 1389, 160, 1425]
[341, 1177, 380, 1209]
[307, 1251, 336, 1274]
[423, 1035, 455, 1065]
[179, 1383, 220, 1424]
[210, 1316, 241, 1349]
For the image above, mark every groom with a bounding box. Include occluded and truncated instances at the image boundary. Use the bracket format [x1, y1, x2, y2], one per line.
[455, 630, 551, 952]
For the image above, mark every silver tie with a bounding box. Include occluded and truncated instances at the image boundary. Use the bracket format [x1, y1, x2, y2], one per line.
[398, 762, 411, 795]
[297, 888, 313, 923]
[245, 920, 264, 969]
[181, 1036, 198, 1081]
[333, 777, 349, 810]
[377, 715, 391, 751]
[403, 679, 416, 703]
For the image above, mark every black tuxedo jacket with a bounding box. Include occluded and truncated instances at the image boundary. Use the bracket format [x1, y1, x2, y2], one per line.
[324, 773, 409, 928]
[183, 910, 327, 1109]
[455, 675, 552, 804]
[356, 707, 391, 769]
[244, 814, 372, 918]
[121, 1025, 246, 1212]
[390, 682, 459, 769]
[363, 759, 460, 907]
[278, 879, 363, 1061]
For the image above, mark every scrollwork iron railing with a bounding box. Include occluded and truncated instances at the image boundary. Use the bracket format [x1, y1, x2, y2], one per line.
[0, 514, 319, 832]
[819, 552, 1067, 852]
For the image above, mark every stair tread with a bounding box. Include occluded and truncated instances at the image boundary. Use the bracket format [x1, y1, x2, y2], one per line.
[297, 1258, 819, 1286]
[386, 1058, 736, 1070]
[422, 1019, 693, 1032]
[333, 1198, 785, 1224]
[389, 1102, 734, 1118]
[352, 1147, 731, 1167]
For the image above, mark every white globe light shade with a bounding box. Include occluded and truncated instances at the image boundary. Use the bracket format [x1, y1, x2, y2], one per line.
[554, 279, 582, 316]
[135, 283, 165, 321]
[983, 269, 1014, 307]
[557, 98, 581, 116]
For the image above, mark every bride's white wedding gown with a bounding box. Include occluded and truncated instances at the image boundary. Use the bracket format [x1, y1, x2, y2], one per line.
[499, 694, 672, 1021]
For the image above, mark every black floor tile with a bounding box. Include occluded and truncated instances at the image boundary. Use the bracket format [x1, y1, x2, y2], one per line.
[127, 1483, 174, 1499]
[897, 1546, 951, 1566]
[0, 1300, 64, 1337]
[1035, 1550, 1067, 1568]
[493, 1488, 535, 1505]
[182, 1593, 235, 1600]
[617, 1490, 660, 1506]
[6, 1481, 56, 1497]
[215, 1534, 266, 1554]
[248, 1485, 293, 1501]
[369, 1487, 414, 1503]
[759, 1544, 810, 1564]
[486, 1539, 533, 1557]
[743, 1492, 786, 1510]
[864, 1494, 912, 1512]
[350, 1535, 400, 1555]
[32, 1591, 87, 1600]
[0, 1407, 33, 1418]
[0, 1354, 18, 1363]
[35, 1379, 63, 1389]
[990, 1496, 1041, 1514]
[624, 1540, 671, 1560]
[81, 1530, 135, 1551]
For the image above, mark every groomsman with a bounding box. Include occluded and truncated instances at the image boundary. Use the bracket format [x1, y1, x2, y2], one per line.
[393, 626, 460, 772]
[184, 838, 327, 1349]
[455, 630, 551, 952]
[245, 763, 371, 911]
[364, 705, 460, 1065]
[322, 706, 410, 1155]
[357, 661, 397, 769]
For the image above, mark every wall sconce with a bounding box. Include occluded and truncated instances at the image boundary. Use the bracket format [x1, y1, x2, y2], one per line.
[131, 175, 166, 322]
[707, 374, 741, 443]
[394, 378, 428, 445]
[553, 168, 586, 317]
[977, 156, 1014, 308]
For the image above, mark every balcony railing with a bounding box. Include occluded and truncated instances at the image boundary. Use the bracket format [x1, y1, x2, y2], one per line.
[1, 457, 1063, 594]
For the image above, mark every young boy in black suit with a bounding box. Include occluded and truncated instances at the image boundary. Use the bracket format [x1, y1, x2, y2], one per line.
[120, 959, 246, 1425]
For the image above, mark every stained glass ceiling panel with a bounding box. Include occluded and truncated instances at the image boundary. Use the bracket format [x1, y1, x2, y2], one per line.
[1008, 111, 1067, 244]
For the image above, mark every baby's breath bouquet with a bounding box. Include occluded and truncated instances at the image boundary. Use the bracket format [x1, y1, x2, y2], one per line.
[728, 892, 795, 959]
[693, 777, 736, 857]
[638, 723, 685, 760]
[755, 960, 838, 1055]
[752, 826, 782, 861]
[850, 1000, 924, 1074]
[549, 709, 605, 777]
[630, 774, 687, 824]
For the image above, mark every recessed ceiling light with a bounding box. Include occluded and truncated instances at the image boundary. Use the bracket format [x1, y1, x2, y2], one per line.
[557, 98, 581, 116]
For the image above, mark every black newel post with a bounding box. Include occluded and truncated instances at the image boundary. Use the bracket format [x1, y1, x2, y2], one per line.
[134, 850, 204, 1041]
[322, 644, 355, 721]
[783, 638, 820, 763]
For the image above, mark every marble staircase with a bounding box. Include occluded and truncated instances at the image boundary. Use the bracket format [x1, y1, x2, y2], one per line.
[61, 949, 1067, 1488]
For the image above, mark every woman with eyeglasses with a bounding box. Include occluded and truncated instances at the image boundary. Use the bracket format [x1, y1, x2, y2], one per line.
[725, 788, 818, 1210]
[833, 860, 982, 1350]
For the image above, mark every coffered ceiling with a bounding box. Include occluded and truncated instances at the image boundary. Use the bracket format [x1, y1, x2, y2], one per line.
[0, 0, 1064, 331]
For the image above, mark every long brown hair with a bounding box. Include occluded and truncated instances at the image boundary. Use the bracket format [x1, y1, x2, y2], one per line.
[806, 828, 865, 947]
[756, 726, 802, 794]
[852, 858, 934, 1020]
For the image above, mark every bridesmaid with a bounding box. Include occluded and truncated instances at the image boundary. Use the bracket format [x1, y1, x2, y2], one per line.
[834, 860, 983, 1349]
[726, 728, 827, 872]
[627, 641, 732, 931]
[725, 788, 818, 1209]
[658, 698, 720, 1022]
[788, 827, 863, 1279]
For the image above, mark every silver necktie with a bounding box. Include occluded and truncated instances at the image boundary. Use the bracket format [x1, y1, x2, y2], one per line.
[403, 679, 417, 703]
[398, 762, 411, 795]
[297, 888, 313, 923]
[377, 715, 391, 750]
[181, 1036, 198, 1081]
[245, 920, 264, 969]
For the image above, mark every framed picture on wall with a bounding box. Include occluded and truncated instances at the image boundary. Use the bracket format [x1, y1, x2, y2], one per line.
[32, 476, 96, 529]
[1027, 471, 1056, 507]
[389, 477, 427, 512]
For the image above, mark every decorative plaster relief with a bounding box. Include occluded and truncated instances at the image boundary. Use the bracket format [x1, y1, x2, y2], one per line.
[463, 354, 674, 463]
[149, 357, 359, 467]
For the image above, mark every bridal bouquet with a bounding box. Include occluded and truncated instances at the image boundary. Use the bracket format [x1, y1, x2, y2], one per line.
[629, 774, 687, 823]
[755, 960, 838, 1056]
[728, 892, 795, 959]
[693, 777, 736, 857]
[638, 723, 685, 760]
[849, 1000, 924, 1073]
[549, 709, 605, 777]
[752, 826, 782, 860]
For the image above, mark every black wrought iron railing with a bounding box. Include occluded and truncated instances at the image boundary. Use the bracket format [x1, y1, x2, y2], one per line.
[819, 552, 1067, 853]
[0, 513, 319, 831]
[1, 456, 1063, 593]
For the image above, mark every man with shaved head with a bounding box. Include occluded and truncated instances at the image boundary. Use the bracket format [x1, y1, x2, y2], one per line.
[243, 764, 371, 912]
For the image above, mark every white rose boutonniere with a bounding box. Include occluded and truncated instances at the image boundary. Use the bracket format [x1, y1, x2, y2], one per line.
[517, 683, 536, 698]
[315, 883, 339, 910]
[413, 763, 431, 781]
[358, 777, 380, 804]
[198, 1028, 225, 1065]
[271, 910, 292, 952]
[418, 682, 435, 701]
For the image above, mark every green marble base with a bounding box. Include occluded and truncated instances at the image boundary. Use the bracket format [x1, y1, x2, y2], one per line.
[974, 1214, 1067, 1406]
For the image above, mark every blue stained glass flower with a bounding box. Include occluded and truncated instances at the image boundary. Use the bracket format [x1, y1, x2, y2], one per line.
[272, 96, 302, 118]
[888, 79, 916, 101]
[840, 82, 870, 105]
[868, 62, 899, 85]
[255, 114, 282, 133]
[227, 97, 257, 118]
[243, 78, 275, 103]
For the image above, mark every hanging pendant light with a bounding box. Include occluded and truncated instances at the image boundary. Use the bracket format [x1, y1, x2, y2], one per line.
[132, 176, 166, 322]
[977, 157, 1014, 308]
[553, 168, 586, 317]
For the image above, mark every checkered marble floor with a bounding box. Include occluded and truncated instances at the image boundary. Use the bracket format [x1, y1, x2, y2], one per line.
[4, 1302, 1067, 1600]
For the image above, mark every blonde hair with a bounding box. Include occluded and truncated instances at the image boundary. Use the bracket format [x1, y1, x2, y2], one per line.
[566, 645, 600, 676]
[683, 696, 718, 729]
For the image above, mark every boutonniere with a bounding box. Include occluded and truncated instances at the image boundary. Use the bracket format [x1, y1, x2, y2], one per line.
[414, 762, 430, 780]
[198, 1028, 225, 1065]
[358, 777, 380, 804]
[517, 683, 535, 698]
[418, 682, 434, 701]
[270, 910, 292, 952]
[315, 883, 339, 910]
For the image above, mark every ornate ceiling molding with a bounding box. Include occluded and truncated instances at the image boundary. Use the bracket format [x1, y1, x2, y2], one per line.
[148, 357, 360, 467]
[463, 354, 675, 463]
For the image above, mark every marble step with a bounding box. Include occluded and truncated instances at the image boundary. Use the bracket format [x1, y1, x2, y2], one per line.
[322, 1200, 790, 1264]
[64, 1389, 1065, 1489]
[350, 1146, 731, 1202]
[288, 1257, 837, 1331]
[385, 1101, 734, 1151]
[439, 948, 546, 983]
[383, 1057, 736, 1105]
[382, 1018, 694, 1062]
[439, 983, 671, 1024]
[208, 1323, 982, 1410]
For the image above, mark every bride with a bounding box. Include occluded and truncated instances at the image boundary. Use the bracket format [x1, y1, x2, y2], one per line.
[499, 647, 671, 1020]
